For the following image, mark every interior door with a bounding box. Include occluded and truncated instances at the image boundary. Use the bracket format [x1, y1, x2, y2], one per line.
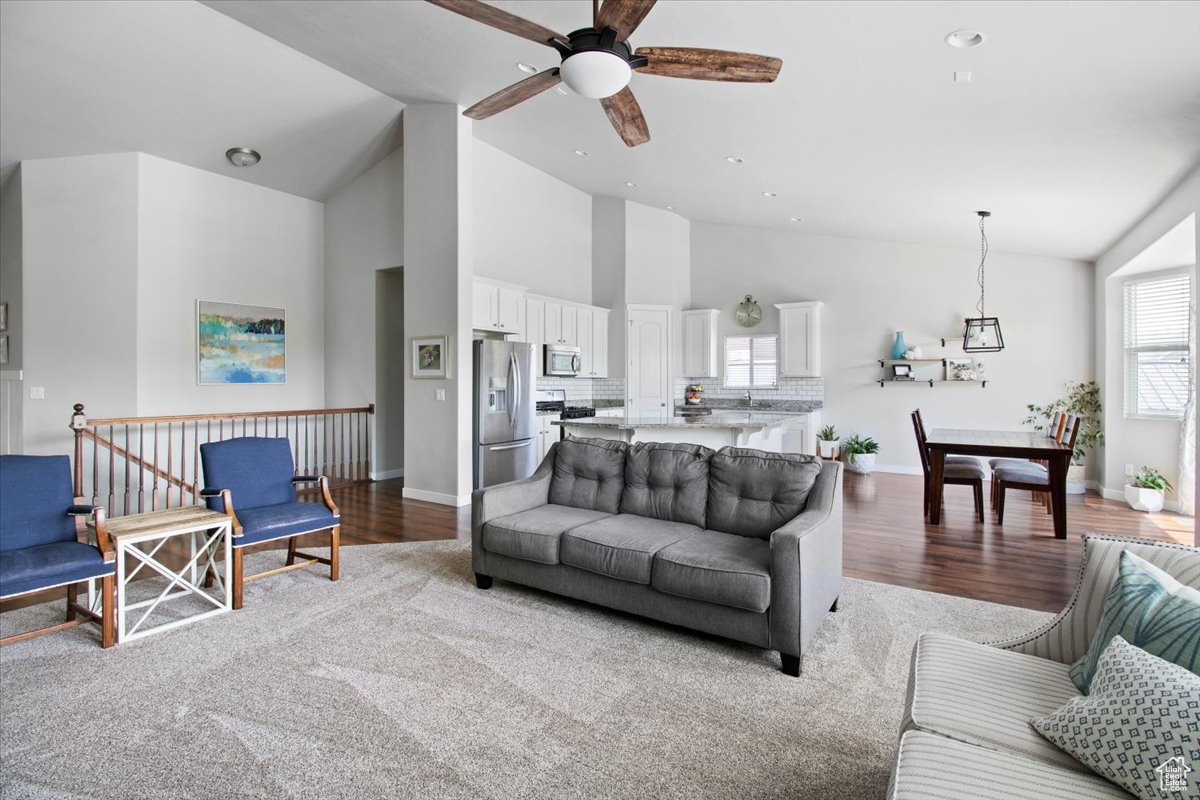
[627, 307, 671, 415]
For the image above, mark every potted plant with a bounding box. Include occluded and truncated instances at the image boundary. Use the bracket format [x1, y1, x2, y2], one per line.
[817, 425, 839, 459]
[1023, 380, 1104, 494]
[1125, 467, 1173, 513]
[841, 434, 880, 475]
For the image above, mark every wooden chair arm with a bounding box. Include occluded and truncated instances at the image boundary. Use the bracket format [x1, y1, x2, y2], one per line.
[218, 488, 243, 537]
[318, 475, 339, 517]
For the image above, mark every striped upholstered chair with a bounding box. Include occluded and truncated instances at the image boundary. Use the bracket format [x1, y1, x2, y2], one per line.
[889, 534, 1200, 800]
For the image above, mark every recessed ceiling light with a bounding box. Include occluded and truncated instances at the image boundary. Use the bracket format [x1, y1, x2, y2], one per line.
[666, 205, 676, 211]
[516, 62, 538, 74]
[944, 30, 985, 48]
[574, 149, 589, 157]
[624, 181, 638, 188]
[762, 191, 778, 198]
[789, 217, 803, 223]
[725, 156, 744, 164]
[226, 147, 261, 167]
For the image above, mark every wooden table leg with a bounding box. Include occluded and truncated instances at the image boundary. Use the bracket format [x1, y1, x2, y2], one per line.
[929, 448, 946, 525]
[1048, 454, 1069, 539]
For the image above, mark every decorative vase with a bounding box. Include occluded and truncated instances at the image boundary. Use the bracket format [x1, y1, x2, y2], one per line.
[911, 345, 923, 359]
[1066, 464, 1086, 495]
[845, 452, 875, 475]
[1125, 484, 1165, 513]
[818, 440, 838, 459]
[890, 332, 907, 360]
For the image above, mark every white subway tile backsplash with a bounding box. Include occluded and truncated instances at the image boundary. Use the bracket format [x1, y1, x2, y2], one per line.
[536, 377, 625, 403]
[674, 377, 824, 402]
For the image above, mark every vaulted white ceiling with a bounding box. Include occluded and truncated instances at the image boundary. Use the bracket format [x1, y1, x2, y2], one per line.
[4, 1, 1198, 260]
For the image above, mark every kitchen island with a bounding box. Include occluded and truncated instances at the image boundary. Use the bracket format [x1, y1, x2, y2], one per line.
[553, 411, 809, 453]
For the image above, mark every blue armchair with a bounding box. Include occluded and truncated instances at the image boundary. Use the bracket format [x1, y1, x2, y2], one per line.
[0, 455, 115, 648]
[199, 437, 340, 609]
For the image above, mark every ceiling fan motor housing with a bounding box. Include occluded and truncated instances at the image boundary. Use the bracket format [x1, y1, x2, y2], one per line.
[554, 27, 649, 98]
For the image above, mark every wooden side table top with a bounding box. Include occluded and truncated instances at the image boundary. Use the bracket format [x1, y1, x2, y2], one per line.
[88, 507, 231, 542]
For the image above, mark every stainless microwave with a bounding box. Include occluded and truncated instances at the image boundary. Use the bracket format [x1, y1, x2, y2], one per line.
[544, 344, 582, 377]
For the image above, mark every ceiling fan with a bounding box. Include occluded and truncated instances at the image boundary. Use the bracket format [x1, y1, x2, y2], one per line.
[426, 0, 783, 147]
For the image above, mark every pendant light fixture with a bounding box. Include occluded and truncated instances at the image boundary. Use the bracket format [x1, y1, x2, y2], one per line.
[962, 210, 1004, 352]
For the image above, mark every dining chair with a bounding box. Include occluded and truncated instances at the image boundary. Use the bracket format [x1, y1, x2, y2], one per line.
[0, 455, 115, 648]
[912, 412, 986, 523]
[988, 411, 1064, 509]
[199, 437, 340, 610]
[994, 416, 1081, 524]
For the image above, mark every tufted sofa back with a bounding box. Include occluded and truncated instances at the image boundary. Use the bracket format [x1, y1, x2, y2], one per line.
[548, 436, 629, 513]
[620, 442, 714, 527]
[705, 448, 823, 539]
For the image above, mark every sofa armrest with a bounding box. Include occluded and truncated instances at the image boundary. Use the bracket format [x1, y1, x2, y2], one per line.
[986, 533, 1200, 663]
[769, 461, 843, 658]
[471, 444, 556, 566]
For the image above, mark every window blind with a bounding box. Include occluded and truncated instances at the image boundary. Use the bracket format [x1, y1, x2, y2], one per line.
[724, 335, 778, 388]
[1123, 272, 1191, 419]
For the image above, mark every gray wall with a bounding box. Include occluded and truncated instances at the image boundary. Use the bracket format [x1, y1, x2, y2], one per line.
[375, 268, 404, 476]
[0, 168, 22, 371]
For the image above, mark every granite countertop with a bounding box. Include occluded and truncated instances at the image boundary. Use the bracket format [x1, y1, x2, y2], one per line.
[553, 411, 801, 430]
[675, 400, 822, 413]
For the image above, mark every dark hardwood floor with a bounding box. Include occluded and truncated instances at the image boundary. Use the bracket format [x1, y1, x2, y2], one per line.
[3, 472, 1192, 616]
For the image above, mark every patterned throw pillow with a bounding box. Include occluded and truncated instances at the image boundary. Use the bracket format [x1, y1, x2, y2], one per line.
[1032, 636, 1199, 800]
[1069, 550, 1200, 693]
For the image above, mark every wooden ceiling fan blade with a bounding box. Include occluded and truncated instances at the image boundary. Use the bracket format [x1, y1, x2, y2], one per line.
[600, 87, 650, 147]
[634, 47, 782, 82]
[464, 70, 562, 120]
[425, 0, 564, 48]
[596, 0, 657, 41]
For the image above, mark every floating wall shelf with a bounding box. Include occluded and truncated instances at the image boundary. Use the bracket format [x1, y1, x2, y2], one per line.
[878, 379, 988, 388]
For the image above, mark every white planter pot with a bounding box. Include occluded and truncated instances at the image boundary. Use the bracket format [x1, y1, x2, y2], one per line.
[1125, 484, 1165, 513]
[1066, 464, 1086, 495]
[818, 440, 838, 459]
[845, 452, 875, 474]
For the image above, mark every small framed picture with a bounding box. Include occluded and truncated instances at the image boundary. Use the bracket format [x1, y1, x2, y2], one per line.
[0, 302, 7, 331]
[412, 335, 449, 379]
[891, 363, 912, 378]
[946, 357, 977, 381]
[0, 334, 8, 365]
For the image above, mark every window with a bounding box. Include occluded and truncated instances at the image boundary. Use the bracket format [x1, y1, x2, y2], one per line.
[724, 335, 778, 388]
[1123, 272, 1191, 419]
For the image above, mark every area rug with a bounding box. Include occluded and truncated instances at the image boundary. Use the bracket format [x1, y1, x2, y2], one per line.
[0, 541, 1051, 800]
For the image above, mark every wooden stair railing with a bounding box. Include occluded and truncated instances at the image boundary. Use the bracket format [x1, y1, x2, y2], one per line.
[70, 403, 374, 517]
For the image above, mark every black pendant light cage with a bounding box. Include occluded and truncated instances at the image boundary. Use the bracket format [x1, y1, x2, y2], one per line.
[962, 210, 1004, 353]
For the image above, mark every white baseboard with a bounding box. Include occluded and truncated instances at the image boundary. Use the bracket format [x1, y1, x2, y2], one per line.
[402, 487, 471, 507]
[371, 468, 405, 481]
[869, 464, 924, 476]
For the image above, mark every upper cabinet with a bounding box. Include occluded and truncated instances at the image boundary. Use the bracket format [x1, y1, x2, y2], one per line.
[473, 278, 526, 335]
[681, 309, 721, 378]
[525, 296, 546, 376]
[527, 294, 609, 378]
[576, 306, 609, 378]
[774, 301, 823, 377]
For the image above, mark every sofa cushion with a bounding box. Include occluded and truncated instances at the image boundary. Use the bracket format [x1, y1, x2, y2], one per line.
[482, 504, 611, 565]
[651, 530, 771, 612]
[902, 632, 1087, 773]
[548, 436, 628, 514]
[1033, 635, 1200, 800]
[561, 514, 702, 584]
[620, 442, 714, 528]
[888, 730, 1134, 800]
[705, 448, 822, 539]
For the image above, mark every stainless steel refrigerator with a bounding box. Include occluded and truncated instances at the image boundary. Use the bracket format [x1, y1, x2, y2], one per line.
[473, 339, 537, 489]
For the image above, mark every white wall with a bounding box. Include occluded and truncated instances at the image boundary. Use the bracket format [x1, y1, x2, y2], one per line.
[473, 140, 591, 303]
[625, 202, 690, 377]
[1094, 164, 1199, 509]
[690, 222, 1095, 472]
[20, 153, 140, 454]
[324, 146, 404, 476]
[403, 105, 474, 506]
[591, 196, 627, 377]
[136, 154, 325, 415]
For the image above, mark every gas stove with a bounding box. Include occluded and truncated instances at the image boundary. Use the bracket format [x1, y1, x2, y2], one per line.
[560, 406, 596, 420]
[535, 390, 595, 419]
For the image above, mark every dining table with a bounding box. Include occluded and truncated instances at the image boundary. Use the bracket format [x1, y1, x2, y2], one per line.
[925, 428, 1073, 538]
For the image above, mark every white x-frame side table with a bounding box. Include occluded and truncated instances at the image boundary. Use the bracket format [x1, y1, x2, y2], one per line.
[89, 507, 234, 643]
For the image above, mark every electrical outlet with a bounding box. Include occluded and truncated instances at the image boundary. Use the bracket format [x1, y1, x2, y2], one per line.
[29, 386, 45, 400]
[435, 388, 446, 402]
[1125, 463, 1135, 476]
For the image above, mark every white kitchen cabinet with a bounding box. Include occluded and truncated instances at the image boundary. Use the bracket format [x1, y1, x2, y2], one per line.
[560, 304, 579, 346]
[681, 309, 720, 378]
[775, 301, 823, 377]
[473, 279, 526, 334]
[544, 301, 563, 345]
[535, 414, 558, 464]
[590, 308, 609, 378]
[525, 296, 545, 375]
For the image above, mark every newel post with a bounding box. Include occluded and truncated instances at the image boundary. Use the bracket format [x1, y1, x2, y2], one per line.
[70, 403, 87, 496]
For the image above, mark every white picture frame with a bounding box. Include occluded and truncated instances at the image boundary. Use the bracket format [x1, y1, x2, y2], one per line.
[412, 335, 449, 379]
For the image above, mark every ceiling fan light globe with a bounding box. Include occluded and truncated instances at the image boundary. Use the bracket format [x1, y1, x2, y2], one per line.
[560, 51, 632, 99]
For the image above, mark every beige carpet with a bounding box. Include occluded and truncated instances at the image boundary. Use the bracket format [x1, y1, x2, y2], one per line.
[0, 541, 1051, 799]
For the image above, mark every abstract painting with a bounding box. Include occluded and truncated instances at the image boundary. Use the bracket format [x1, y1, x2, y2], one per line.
[198, 300, 286, 384]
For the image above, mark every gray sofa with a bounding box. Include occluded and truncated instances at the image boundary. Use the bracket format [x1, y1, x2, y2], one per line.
[471, 436, 843, 675]
[889, 533, 1200, 800]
